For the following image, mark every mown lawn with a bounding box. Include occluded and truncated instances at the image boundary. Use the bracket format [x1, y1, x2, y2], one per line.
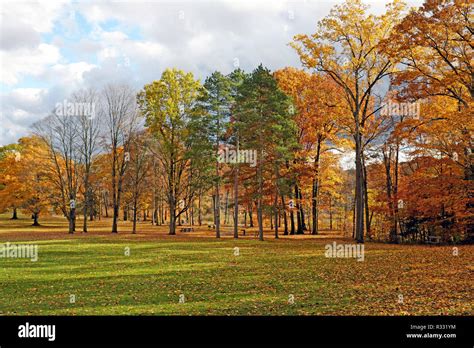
[0, 214, 472, 315]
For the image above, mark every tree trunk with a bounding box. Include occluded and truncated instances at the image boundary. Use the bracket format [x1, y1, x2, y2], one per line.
[132, 201, 137, 234]
[89, 198, 94, 221]
[98, 194, 101, 221]
[311, 139, 322, 235]
[69, 207, 75, 234]
[32, 212, 40, 226]
[274, 191, 279, 239]
[295, 184, 304, 234]
[362, 155, 371, 239]
[152, 186, 156, 226]
[257, 197, 263, 241]
[215, 117, 221, 237]
[290, 209, 295, 235]
[299, 187, 307, 232]
[112, 204, 119, 233]
[343, 202, 348, 235]
[307, 206, 311, 232]
[161, 203, 165, 225]
[249, 203, 254, 227]
[233, 162, 239, 239]
[329, 196, 333, 230]
[103, 191, 109, 218]
[352, 190, 356, 239]
[112, 152, 118, 233]
[83, 188, 89, 233]
[281, 195, 288, 235]
[169, 198, 176, 235]
[383, 146, 396, 242]
[257, 151, 264, 241]
[214, 192, 221, 238]
[112, 163, 125, 233]
[393, 143, 400, 238]
[354, 131, 364, 243]
[198, 192, 202, 226]
[274, 165, 279, 239]
[224, 190, 229, 225]
[214, 178, 221, 237]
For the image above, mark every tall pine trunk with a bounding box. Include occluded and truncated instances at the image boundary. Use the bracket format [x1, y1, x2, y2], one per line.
[233, 161, 239, 239]
[281, 195, 288, 235]
[257, 150, 264, 241]
[198, 192, 202, 226]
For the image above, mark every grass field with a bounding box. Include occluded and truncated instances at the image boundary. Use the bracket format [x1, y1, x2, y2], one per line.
[0, 213, 472, 315]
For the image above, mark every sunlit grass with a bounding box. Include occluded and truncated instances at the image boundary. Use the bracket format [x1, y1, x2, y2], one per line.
[0, 213, 472, 315]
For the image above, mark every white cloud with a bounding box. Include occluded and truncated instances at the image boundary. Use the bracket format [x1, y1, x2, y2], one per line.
[0, 0, 69, 85]
[0, 44, 61, 85]
[1, 0, 425, 145]
[1, 0, 67, 34]
[10, 88, 46, 105]
[47, 62, 97, 85]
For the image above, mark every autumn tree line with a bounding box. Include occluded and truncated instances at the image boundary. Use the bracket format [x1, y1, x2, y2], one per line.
[0, 0, 472, 243]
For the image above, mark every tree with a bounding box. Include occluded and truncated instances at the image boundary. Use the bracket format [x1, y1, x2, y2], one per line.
[235, 65, 297, 240]
[292, 0, 406, 242]
[138, 68, 204, 235]
[228, 69, 247, 239]
[101, 84, 139, 233]
[383, 0, 473, 240]
[125, 131, 150, 234]
[19, 137, 51, 226]
[275, 67, 343, 235]
[0, 143, 24, 218]
[74, 89, 100, 232]
[34, 108, 82, 233]
[383, 0, 473, 106]
[0, 137, 51, 225]
[199, 71, 234, 238]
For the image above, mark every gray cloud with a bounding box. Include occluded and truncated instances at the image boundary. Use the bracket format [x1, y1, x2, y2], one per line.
[0, 17, 41, 50]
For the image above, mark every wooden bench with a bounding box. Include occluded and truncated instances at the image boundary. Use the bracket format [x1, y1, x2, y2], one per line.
[180, 227, 194, 233]
[426, 235, 441, 245]
[207, 225, 215, 230]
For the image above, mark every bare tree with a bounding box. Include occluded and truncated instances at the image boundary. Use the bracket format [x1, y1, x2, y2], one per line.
[33, 109, 81, 233]
[126, 132, 150, 233]
[74, 89, 101, 233]
[101, 84, 139, 233]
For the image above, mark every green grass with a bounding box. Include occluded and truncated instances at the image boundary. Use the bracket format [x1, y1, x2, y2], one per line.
[0, 214, 472, 315]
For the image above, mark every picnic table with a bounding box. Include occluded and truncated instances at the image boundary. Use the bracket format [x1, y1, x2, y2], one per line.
[426, 235, 441, 245]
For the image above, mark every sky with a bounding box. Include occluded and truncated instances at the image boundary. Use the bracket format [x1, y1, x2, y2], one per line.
[0, 0, 423, 146]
